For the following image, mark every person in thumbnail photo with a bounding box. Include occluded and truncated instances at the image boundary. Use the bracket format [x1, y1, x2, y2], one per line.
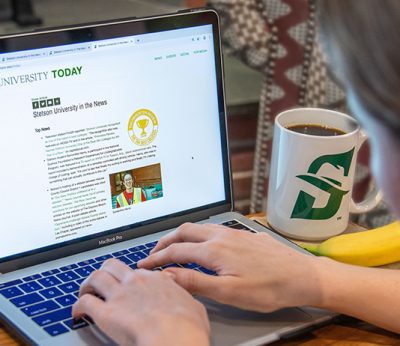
[116, 173, 146, 208]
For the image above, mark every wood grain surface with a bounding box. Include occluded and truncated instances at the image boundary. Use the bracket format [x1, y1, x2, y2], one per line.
[0, 325, 19, 345]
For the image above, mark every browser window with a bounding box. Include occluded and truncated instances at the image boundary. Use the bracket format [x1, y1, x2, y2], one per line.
[0, 24, 225, 258]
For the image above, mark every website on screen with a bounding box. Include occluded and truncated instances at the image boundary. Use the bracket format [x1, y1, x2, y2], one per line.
[0, 25, 226, 258]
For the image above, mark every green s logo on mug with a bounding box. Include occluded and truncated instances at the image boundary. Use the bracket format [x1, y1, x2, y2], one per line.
[291, 148, 354, 220]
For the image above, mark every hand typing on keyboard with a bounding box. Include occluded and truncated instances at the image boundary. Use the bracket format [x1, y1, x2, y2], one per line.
[72, 259, 210, 346]
[138, 223, 321, 313]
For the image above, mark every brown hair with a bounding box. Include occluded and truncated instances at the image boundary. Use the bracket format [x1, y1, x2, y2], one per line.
[318, 0, 400, 132]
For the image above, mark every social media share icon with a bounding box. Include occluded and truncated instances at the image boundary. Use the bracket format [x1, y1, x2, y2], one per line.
[32, 101, 39, 109]
[47, 99, 54, 107]
[54, 98, 61, 105]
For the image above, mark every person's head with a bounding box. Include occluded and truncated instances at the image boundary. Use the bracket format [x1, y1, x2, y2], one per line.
[122, 173, 133, 190]
[318, 0, 400, 218]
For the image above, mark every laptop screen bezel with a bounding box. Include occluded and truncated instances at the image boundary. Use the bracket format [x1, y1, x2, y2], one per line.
[0, 9, 233, 273]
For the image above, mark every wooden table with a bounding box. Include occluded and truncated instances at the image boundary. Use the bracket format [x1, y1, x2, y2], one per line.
[1, 216, 400, 345]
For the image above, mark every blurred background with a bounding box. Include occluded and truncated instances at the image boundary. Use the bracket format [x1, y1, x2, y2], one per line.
[0, 0, 262, 214]
[0, 0, 392, 227]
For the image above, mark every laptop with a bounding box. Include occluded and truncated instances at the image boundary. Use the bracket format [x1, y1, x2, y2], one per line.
[0, 8, 335, 345]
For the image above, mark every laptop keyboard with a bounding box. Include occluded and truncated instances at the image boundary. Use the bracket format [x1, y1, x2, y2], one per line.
[221, 220, 257, 233]
[0, 220, 254, 337]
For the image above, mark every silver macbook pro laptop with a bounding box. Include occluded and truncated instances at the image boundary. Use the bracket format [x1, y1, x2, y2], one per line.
[0, 9, 335, 345]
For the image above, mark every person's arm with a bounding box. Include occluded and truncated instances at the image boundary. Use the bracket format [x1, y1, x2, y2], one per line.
[313, 258, 400, 332]
[139, 223, 400, 334]
[73, 259, 210, 346]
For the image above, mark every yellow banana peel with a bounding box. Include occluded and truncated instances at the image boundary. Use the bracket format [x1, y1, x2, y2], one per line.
[299, 221, 400, 267]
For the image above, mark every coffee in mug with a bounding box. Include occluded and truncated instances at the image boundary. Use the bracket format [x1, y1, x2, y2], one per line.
[286, 124, 346, 136]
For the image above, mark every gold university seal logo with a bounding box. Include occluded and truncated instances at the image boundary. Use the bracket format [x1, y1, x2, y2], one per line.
[128, 108, 158, 146]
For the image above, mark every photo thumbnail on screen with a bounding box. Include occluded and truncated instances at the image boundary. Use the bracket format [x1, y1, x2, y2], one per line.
[109, 163, 163, 209]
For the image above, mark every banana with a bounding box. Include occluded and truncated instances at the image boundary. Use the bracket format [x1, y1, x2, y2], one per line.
[299, 221, 400, 266]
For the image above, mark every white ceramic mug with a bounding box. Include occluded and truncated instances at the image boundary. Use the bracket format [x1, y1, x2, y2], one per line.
[267, 108, 382, 241]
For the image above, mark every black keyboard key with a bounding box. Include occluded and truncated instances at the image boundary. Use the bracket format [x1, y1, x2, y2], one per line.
[41, 269, 61, 276]
[40, 287, 63, 299]
[75, 266, 95, 278]
[55, 294, 77, 307]
[182, 263, 199, 269]
[111, 250, 129, 257]
[222, 220, 238, 227]
[225, 221, 256, 232]
[0, 286, 24, 299]
[44, 323, 69, 337]
[19, 282, 43, 293]
[76, 278, 85, 286]
[129, 263, 137, 270]
[116, 256, 132, 265]
[94, 254, 112, 262]
[56, 271, 79, 283]
[92, 262, 102, 270]
[38, 276, 62, 288]
[197, 266, 217, 275]
[161, 263, 182, 269]
[21, 300, 60, 317]
[33, 306, 72, 327]
[145, 241, 157, 249]
[22, 274, 42, 282]
[126, 251, 147, 263]
[83, 316, 94, 325]
[10, 292, 44, 307]
[0, 279, 23, 290]
[128, 245, 146, 252]
[59, 264, 78, 272]
[64, 318, 88, 330]
[73, 292, 80, 298]
[77, 259, 95, 267]
[227, 223, 250, 230]
[59, 282, 79, 294]
[142, 248, 151, 256]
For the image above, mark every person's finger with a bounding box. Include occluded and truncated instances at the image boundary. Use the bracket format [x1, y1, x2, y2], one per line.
[72, 293, 106, 319]
[79, 269, 119, 299]
[164, 267, 229, 303]
[161, 270, 176, 280]
[139, 242, 209, 269]
[101, 258, 132, 281]
[151, 223, 214, 254]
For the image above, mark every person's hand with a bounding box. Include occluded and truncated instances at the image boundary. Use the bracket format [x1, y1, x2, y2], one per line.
[138, 223, 324, 312]
[72, 259, 210, 346]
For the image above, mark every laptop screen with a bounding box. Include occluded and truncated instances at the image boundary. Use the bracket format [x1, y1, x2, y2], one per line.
[0, 18, 228, 261]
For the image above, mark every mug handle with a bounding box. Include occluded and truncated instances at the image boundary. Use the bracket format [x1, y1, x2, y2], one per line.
[349, 130, 383, 214]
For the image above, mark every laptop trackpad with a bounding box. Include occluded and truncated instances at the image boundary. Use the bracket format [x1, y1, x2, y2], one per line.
[200, 297, 312, 346]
